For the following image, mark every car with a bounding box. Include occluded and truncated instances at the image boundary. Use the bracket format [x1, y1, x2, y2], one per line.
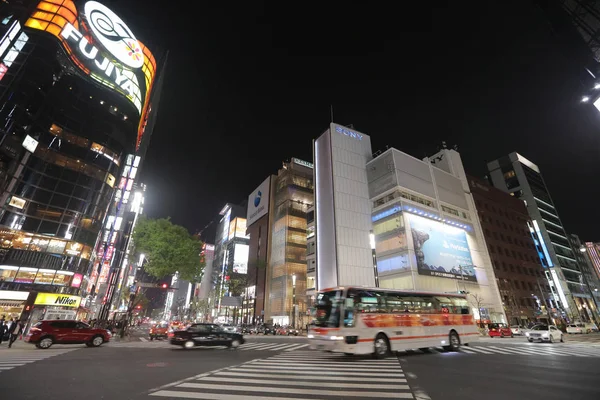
[488, 323, 513, 338]
[24, 320, 111, 349]
[170, 323, 245, 349]
[220, 324, 238, 333]
[584, 322, 599, 332]
[149, 323, 169, 340]
[525, 324, 564, 343]
[510, 325, 530, 336]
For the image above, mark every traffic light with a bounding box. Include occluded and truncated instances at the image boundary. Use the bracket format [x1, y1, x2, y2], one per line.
[161, 283, 168, 289]
[157, 282, 170, 289]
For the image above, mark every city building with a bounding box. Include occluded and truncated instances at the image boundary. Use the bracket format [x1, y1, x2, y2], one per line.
[0, 1, 164, 322]
[245, 176, 274, 324]
[585, 242, 600, 280]
[305, 204, 316, 310]
[468, 175, 552, 325]
[245, 158, 313, 328]
[208, 202, 248, 323]
[487, 153, 597, 322]
[568, 234, 600, 322]
[314, 123, 506, 322]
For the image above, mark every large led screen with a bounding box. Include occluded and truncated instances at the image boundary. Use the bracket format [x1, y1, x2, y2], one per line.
[233, 243, 249, 274]
[409, 214, 477, 282]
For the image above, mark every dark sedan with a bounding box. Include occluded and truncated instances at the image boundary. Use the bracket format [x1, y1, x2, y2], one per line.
[170, 323, 245, 349]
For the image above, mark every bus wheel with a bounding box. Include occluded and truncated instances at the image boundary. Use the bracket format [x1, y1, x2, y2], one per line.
[373, 333, 390, 359]
[443, 331, 460, 352]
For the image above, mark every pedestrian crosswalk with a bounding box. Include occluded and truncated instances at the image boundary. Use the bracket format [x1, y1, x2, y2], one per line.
[109, 341, 310, 352]
[0, 348, 78, 374]
[413, 344, 600, 358]
[148, 350, 414, 399]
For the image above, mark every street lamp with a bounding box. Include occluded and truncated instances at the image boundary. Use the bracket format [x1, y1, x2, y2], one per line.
[292, 274, 296, 329]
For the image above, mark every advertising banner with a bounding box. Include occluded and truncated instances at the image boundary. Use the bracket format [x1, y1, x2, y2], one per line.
[247, 177, 271, 227]
[409, 214, 477, 282]
[34, 292, 82, 308]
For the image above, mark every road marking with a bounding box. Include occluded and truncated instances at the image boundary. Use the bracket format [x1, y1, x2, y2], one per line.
[149, 350, 415, 399]
[0, 348, 78, 373]
[140, 337, 148, 342]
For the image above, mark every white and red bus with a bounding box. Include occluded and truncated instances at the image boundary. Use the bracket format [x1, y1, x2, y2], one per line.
[308, 286, 479, 358]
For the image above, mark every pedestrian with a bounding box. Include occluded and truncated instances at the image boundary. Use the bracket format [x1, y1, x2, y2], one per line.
[8, 319, 23, 348]
[0, 315, 5, 345]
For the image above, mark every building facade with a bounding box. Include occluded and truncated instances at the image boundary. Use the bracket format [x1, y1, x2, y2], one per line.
[0, 1, 162, 322]
[487, 153, 597, 322]
[367, 148, 505, 322]
[468, 175, 552, 325]
[245, 175, 274, 324]
[585, 242, 600, 281]
[568, 234, 600, 322]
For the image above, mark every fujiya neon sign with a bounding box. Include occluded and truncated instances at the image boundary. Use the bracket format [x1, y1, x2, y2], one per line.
[84, 1, 144, 69]
[59, 2, 143, 113]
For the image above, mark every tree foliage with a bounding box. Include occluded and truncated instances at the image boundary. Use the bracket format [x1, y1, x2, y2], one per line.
[121, 286, 149, 310]
[132, 216, 204, 283]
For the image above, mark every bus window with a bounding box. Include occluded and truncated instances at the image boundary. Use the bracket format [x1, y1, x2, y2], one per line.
[385, 293, 434, 313]
[450, 297, 470, 314]
[314, 290, 343, 328]
[348, 289, 386, 313]
[435, 296, 458, 314]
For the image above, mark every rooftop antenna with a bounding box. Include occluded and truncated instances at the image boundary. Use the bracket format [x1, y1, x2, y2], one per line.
[330, 105, 334, 123]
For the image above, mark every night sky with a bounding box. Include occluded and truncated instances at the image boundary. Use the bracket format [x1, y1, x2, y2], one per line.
[109, 1, 600, 240]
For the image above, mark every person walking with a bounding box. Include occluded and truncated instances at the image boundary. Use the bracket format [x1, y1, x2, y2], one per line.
[8, 319, 23, 348]
[0, 316, 5, 345]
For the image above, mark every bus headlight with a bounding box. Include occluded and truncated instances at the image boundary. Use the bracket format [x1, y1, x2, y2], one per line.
[307, 334, 314, 339]
[330, 336, 344, 340]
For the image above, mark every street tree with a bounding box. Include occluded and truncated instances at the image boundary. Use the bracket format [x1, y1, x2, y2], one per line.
[132, 216, 204, 283]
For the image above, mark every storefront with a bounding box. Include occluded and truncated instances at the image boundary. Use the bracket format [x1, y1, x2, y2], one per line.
[29, 292, 82, 323]
[0, 290, 29, 320]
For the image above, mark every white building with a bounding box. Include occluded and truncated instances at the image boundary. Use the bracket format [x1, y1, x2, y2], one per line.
[313, 123, 505, 322]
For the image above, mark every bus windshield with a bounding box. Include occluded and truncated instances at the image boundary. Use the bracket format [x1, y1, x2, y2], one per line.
[314, 290, 343, 328]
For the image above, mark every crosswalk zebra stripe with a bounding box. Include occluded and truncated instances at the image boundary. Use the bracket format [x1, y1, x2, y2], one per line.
[194, 376, 406, 390]
[0, 349, 78, 372]
[283, 343, 309, 351]
[234, 368, 403, 377]
[175, 382, 411, 398]
[215, 371, 407, 382]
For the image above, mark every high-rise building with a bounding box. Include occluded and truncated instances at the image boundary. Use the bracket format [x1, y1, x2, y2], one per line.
[487, 152, 597, 322]
[0, 1, 164, 322]
[468, 175, 552, 325]
[246, 158, 313, 328]
[208, 202, 249, 323]
[245, 176, 274, 324]
[313, 123, 505, 322]
[568, 234, 600, 321]
[585, 242, 600, 281]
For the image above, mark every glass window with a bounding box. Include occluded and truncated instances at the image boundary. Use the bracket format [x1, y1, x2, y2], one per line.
[14, 267, 37, 283]
[0, 266, 18, 282]
[52, 271, 73, 286]
[38, 220, 59, 236]
[34, 269, 56, 284]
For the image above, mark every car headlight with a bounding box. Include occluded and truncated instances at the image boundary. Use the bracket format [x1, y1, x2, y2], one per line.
[542, 332, 549, 337]
[525, 332, 530, 336]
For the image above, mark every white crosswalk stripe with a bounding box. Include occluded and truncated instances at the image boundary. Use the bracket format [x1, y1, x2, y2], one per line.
[452, 345, 600, 357]
[0, 348, 78, 373]
[148, 350, 414, 399]
[109, 341, 310, 352]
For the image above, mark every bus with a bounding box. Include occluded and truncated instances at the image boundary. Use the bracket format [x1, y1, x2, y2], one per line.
[308, 286, 479, 358]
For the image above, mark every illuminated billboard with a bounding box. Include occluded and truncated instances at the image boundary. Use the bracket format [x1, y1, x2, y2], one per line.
[233, 243, 249, 274]
[25, 1, 156, 148]
[409, 214, 477, 282]
[247, 177, 270, 227]
[229, 218, 249, 239]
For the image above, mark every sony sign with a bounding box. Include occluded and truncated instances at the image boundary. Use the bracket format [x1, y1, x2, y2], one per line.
[247, 176, 271, 227]
[61, 23, 142, 113]
[335, 126, 363, 140]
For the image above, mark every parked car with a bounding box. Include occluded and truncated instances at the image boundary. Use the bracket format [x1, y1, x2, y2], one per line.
[525, 324, 564, 343]
[488, 323, 513, 338]
[24, 320, 111, 349]
[149, 323, 169, 340]
[510, 325, 529, 336]
[170, 323, 245, 349]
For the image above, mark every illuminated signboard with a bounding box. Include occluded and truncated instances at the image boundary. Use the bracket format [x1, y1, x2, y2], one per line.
[335, 125, 363, 140]
[409, 214, 478, 282]
[25, 1, 157, 148]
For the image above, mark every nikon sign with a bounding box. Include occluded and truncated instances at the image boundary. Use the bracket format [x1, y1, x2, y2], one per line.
[34, 293, 82, 308]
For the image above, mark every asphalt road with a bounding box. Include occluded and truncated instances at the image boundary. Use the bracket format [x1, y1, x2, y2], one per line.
[1, 335, 599, 399]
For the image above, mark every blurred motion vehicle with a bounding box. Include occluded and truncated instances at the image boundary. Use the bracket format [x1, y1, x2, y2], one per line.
[149, 323, 169, 340]
[24, 320, 111, 349]
[170, 323, 245, 349]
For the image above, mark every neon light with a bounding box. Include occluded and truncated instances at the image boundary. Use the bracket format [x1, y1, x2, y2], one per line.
[372, 206, 401, 222]
[532, 220, 553, 267]
[335, 126, 363, 140]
